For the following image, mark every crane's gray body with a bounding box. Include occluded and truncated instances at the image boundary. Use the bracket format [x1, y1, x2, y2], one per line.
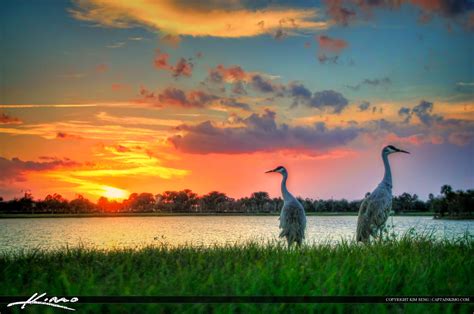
[356, 145, 408, 242]
[267, 166, 306, 247]
[279, 196, 306, 247]
[356, 181, 392, 242]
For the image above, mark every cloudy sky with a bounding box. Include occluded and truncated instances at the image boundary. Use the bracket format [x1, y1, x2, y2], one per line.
[0, 0, 473, 201]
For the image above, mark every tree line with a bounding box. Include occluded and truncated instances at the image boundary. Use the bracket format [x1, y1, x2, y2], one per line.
[0, 185, 472, 217]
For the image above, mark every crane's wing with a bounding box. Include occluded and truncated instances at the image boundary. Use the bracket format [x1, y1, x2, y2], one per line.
[356, 187, 392, 242]
[279, 201, 306, 245]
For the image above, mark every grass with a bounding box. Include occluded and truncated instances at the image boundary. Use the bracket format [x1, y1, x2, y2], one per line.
[1, 234, 472, 313]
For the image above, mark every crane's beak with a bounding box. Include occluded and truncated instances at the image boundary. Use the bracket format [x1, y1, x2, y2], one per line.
[265, 169, 275, 173]
[397, 148, 410, 154]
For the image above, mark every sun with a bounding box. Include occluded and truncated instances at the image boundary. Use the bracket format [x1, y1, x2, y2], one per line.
[102, 186, 129, 200]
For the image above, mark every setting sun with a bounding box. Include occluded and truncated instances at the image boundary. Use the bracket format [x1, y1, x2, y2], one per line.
[102, 186, 129, 200]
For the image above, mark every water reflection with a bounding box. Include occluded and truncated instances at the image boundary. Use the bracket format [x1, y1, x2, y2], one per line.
[0, 216, 472, 253]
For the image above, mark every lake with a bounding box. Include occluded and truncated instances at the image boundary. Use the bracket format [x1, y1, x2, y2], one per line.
[1, 216, 472, 253]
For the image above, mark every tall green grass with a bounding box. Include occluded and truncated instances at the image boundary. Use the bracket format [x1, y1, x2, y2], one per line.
[1, 233, 472, 313]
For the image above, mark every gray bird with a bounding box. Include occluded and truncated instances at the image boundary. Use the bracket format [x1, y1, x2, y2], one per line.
[356, 145, 409, 242]
[266, 166, 306, 247]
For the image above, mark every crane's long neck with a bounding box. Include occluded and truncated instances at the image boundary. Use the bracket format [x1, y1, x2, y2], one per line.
[281, 173, 292, 201]
[382, 152, 392, 188]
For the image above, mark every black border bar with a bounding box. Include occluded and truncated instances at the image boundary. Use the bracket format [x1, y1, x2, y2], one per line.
[0, 296, 472, 304]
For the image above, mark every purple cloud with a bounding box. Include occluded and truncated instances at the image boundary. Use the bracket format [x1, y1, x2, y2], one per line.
[168, 109, 359, 154]
[0, 157, 79, 182]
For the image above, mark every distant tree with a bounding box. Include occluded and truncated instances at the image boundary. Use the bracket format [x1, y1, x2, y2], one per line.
[349, 200, 362, 212]
[97, 197, 122, 212]
[441, 185, 453, 197]
[271, 197, 283, 213]
[464, 190, 474, 216]
[236, 197, 252, 213]
[297, 197, 317, 212]
[16, 192, 35, 214]
[392, 193, 427, 213]
[135, 193, 156, 212]
[337, 199, 351, 212]
[199, 191, 230, 212]
[39, 193, 69, 214]
[440, 185, 454, 216]
[313, 199, 329, 212]
[69, 195, 95, 213]
[97, 196, 109, 212]
[447, 189, 474, 217]
[157, 190, 198, 212]
[427, 193, 442, 214]
[2, 184, 472, 216]
[250, 192, 271, 212]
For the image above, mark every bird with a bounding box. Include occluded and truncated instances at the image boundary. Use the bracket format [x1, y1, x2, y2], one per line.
[356, 145, 409, 242]
[266, 166, 306, 247]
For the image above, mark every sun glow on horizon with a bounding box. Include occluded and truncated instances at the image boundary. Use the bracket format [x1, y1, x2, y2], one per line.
[102, 186, 129, 200]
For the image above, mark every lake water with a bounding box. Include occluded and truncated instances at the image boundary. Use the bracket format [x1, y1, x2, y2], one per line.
[1, 216, 472, 253]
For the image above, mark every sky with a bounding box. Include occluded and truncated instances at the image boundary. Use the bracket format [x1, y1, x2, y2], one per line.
[0, 0, 473, 201]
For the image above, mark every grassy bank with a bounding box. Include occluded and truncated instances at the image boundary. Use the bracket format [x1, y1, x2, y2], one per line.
[1, 235, 472, 313]
[0, 211, 435, 218]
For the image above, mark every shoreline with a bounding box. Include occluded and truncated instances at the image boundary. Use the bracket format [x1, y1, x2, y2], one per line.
[0, 212, 436, 219]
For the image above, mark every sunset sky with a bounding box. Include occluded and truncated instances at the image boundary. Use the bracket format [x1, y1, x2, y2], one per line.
[1, 0, 473, 201]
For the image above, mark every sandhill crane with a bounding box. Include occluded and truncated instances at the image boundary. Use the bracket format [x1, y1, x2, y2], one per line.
[356, 145, 409, 242]
[266, 166, 306, 247]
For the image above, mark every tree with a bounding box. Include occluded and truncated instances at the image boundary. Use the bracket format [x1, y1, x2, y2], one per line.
[440, 185, 454, 216]
[250, 192, 271, 212]
[392, 193, 427, 213]
[157, 190, 198, 212]
[97, 197, 122, 212]
[16, 192, 35, 214]
[1, 184, 472, 216]
[441, 185, 453, 196]
[39, 193, 69, 213]
[97, 196, 110, 212]
[271, 197, 283, 213]
[69, 195, 95, 213]
[199, 191, 230, 212]
[135, 193, 156, 212]
[297, 197, 317, 212]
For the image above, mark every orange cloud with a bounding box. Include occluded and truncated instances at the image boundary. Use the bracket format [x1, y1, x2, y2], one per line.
[0, 120, 170, 142]
[0, 156, 79, 183]
[154, 49, 193, 78]
[96, 112, 183, 127]
[0, 104, 98, 108]
[56, 132, 82, 140]
[69, 0, 328, 38]
[0, 112, 22, 125]
[317, 35, 348, 53]
[139, 86, 251, 111]
[34, 145, 190, 200]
